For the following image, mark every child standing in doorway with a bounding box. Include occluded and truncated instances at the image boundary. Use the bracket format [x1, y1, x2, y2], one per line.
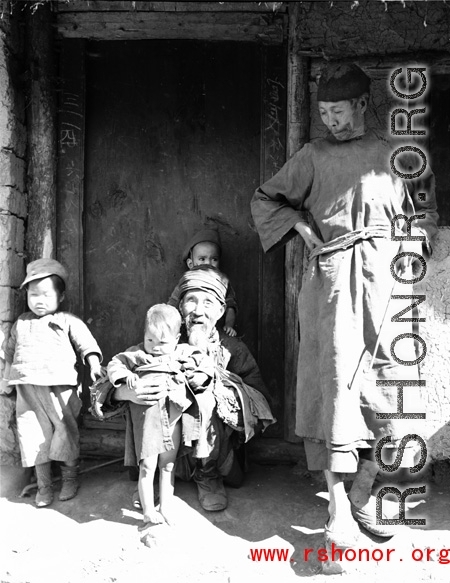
[107, 304, 214, 539]
[0, 259, 102, 507]
[168, 229, 238, 336]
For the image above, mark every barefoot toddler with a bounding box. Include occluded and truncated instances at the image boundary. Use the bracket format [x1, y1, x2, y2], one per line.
[107, 303, 214, 530]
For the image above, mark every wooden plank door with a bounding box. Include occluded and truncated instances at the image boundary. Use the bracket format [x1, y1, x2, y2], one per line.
[58, 39, 286, 436]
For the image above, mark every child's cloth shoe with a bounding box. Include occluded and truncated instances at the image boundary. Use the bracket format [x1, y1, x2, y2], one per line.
[34, 462, 53, 507]
[35, 486, 53, 507]
[59, 464, 79, 501]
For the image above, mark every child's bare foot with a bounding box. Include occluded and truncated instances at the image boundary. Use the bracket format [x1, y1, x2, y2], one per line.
[138, 517, 169, 548]
[143, 508, 165, 525]
[138, 521, 159, 549]
[160, 503, 177, 526]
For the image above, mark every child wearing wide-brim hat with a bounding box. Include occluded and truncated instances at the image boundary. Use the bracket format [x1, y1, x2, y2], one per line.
[1, 258, 103, 507]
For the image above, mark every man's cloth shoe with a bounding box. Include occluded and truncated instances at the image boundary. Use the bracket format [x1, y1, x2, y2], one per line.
[194, 465, 227, 511]
[324, 517, 360, 549]
[350, 497, 404, 537]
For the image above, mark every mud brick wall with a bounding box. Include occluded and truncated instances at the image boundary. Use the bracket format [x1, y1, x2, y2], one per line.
[297, 0, 450, 59]
[418, 228, 450, 461]
[0, 7, 27, 465]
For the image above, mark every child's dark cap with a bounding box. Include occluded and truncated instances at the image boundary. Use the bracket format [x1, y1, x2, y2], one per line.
[20, 258, 68, 289]
[182, 228, 222, 261]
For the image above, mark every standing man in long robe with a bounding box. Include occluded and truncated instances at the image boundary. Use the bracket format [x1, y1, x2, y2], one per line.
[251, 63, 438, 547]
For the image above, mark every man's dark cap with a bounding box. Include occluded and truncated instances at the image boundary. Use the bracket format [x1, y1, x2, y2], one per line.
[317, 63, 371, 102]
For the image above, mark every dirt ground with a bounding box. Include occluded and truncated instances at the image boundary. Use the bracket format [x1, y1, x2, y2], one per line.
[1, 450, 450, 583]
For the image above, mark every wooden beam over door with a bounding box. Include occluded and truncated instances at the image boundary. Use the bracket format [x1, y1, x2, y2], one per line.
[56, 11, 286, 43]
[55, 1, 288, 13]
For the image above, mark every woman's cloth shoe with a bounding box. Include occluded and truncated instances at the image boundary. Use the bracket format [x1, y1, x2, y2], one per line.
[324, 518, 360, 549]
[35, 486, 53, 507]
[350, 497, 404, 537]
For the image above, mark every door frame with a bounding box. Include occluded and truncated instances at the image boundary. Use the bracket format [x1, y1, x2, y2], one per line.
[55, 7, 306, 441]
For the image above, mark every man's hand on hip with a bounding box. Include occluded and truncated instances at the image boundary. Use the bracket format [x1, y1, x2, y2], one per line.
[294, 221, 323, 251]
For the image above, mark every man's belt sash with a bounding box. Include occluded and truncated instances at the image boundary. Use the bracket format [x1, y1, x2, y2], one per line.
[309, 225, 394, 260]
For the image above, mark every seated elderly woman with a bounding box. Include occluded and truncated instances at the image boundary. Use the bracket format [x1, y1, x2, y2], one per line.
[111, 265, 275, 514]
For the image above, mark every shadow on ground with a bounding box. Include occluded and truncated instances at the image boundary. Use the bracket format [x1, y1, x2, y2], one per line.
[1, 455, 450, 582]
